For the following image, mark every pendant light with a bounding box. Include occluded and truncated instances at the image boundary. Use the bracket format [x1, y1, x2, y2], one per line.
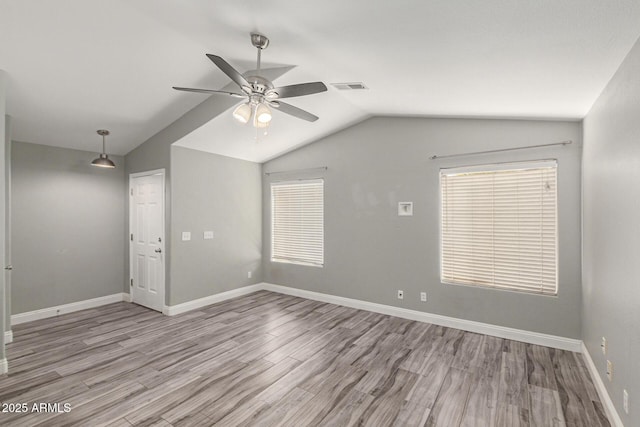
[91, 129, 116, 168]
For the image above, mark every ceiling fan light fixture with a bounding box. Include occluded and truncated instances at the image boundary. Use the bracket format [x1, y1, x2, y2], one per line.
[254, 119, 269, 129]
[253, 110, 270, 129]
[232, 102, 252, 124]
[255, 103, 272, 124]
[174, 33, 326, 128]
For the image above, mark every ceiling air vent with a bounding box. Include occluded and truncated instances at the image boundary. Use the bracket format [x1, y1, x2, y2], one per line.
[331, 82, 368, 90]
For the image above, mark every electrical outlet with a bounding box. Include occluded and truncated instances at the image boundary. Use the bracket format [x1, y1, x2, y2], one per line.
[420, 292, 427, 302]
[397, 290, 404, 300]
[623, 389, 629, 414]
[181, 231, 191, 241]
[248, 271, 252, 279]
[601, 337, 607, 354]
[606, 360, 613, 381]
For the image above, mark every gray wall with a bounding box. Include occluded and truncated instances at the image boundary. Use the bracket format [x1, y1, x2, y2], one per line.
[124, 124, 172, 300]
[263, 117, 583, 338]
[11, 142, 125, 313]
[4, 116, 11, 334]
[123, 83, 252, 304]
[169, 146, 262, 305]
[123, 96, 239, 303]
[0, 70, 6, 361]
[583, 37, 640, 422]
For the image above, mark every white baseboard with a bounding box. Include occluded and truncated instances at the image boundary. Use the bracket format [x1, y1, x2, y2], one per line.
[260, 283, 582, 352]
[11, 293, 130, 325]
[6, 283, 581, 354]
[162, 282, 581, 352]
[163, 284, 264, 316]
[0, 358, 7, 375]
[4, 330, 12, 344]
[582, 343, 623, 427]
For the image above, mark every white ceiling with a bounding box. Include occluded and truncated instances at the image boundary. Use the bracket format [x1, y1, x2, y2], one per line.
[2, 1, 640, 162]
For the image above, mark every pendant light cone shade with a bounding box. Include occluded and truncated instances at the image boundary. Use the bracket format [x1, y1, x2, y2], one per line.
[232, 102, 252, 124]
[91, 130, 116, 168]
[91, 153, 116, 168]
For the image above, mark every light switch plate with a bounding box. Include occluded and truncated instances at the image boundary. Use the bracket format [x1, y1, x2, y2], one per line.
[181, 232, 191, 241]
[398, 202, 413, 216]
[203, 231, 214, 240]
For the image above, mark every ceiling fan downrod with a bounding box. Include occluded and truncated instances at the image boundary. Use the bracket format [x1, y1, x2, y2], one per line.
[251, 33, 269, 74]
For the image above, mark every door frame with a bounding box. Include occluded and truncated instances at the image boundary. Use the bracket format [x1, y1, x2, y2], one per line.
[129, 168, 166, 311]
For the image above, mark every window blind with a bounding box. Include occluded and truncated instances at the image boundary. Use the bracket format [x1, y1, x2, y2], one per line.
[271, 179, 324, 266]
[440, 161, 557, 295]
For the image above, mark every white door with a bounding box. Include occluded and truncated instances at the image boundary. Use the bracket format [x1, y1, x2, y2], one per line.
[130, 171, 165, 312]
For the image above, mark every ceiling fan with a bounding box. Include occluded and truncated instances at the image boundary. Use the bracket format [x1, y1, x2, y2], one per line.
[173, 33, 328, 128]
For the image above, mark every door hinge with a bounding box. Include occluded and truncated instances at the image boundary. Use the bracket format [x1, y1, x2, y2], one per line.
[130, 233, 133, 241]
[130, 278, 133, 287]
[130, 188, 133, 196]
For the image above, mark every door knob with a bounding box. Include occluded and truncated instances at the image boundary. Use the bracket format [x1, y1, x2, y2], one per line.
[155, 248, 162, 253]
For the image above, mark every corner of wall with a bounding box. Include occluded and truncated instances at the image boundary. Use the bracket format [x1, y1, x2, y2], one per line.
[581, 34, 640, 426]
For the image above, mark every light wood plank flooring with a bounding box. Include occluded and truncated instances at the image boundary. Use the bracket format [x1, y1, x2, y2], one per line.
[1, 291, 608, 426]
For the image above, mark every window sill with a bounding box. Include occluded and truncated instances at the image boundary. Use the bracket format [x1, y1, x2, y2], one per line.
[271, 258, 323, 268]
[441, 280, 558, 297]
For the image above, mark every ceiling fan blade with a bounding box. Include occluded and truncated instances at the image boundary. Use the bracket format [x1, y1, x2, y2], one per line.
[268, 82, 328, 99]
[269, 101, 319, 122]
[172, 87, 245, 98]
[206, 54, 250, 90]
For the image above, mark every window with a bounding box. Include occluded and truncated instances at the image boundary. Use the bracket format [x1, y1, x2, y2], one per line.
[440, 161, 557, 295]
[271, 179, 324, 266]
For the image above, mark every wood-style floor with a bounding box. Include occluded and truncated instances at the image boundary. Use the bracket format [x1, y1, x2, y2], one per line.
[2, 291, 608, 426]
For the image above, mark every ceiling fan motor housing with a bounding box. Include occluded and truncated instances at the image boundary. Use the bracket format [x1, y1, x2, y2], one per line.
[246, 75, 274, 95]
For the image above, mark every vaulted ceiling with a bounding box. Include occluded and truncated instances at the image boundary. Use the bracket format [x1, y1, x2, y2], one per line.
[2, 1, 640, 162]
